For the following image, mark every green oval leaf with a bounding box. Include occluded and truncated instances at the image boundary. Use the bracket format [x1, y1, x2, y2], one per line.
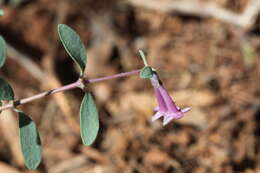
[80, 93, 99, 146]
[0, 77, 14, 100]
[140, 66, 153, 79]
[0, 101, 2, 114]
[0, 36, 6, 68]
[58, 24, 87, 75]
[18, 111, 42, 170]
[0, 9, 4, 16]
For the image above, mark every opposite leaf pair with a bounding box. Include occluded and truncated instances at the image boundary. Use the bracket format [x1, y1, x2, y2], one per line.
[58, 24, 99, 146]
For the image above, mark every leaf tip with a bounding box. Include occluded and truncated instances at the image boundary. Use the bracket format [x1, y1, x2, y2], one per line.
[0, 36, 7, 68]
[0, 77, 15, 100]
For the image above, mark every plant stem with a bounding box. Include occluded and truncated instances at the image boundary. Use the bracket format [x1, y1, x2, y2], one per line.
[0, 69, 141, 112]
[86, 69, 141, 83]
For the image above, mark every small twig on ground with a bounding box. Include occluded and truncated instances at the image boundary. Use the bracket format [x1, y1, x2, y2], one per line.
[126, 0, 260, 29]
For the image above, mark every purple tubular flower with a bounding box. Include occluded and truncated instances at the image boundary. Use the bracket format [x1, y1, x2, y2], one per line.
[150, 73, 191, 126]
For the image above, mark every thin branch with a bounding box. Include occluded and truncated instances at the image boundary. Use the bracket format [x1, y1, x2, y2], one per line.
[86, 69, 141, 83]
[0, 81, 81, 112]
[126, 0, 260, 29]
[0, 69, 141, 112]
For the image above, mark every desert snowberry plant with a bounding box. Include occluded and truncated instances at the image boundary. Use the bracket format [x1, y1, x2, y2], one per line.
[0, 23, 190, 170]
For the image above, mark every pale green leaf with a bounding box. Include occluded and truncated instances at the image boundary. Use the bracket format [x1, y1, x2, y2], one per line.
[80, 93, 99, 146]
[18, 111, 42, 170]
[0, 9, 4, 16]
[0, 101, 2, 114]
[0, 77, 14, 100]
[242, 41, 255, 68]
[58, 24, 87, 75]
[0, 36, 6, 68]
[140, 66, 153, 79]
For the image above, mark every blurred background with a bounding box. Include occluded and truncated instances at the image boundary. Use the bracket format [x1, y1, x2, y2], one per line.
[0, 0, 260, 172]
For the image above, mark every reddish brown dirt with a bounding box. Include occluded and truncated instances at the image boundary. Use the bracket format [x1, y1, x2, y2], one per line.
[0, 0, 260, 173]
